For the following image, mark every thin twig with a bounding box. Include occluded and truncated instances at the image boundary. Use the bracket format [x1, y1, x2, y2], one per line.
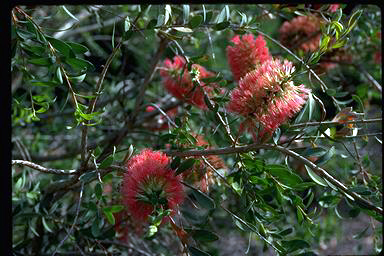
[352, 139, 364, 174]
[289, 118, 382, 129]
[80, 40, 122, 168]
[201, 156, 230, 187]
[357, 64, 382, 92]
[300, 132, 382, 140]
[221, 205, 282, 254]
[52, 182, 85, 256]
[12, 160, 77, 175]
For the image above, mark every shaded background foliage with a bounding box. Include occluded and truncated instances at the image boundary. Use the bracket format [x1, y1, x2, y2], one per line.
[12, 4, 382, 256]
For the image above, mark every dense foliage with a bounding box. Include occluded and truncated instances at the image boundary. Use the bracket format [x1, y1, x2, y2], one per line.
[12, 4, 382, 256]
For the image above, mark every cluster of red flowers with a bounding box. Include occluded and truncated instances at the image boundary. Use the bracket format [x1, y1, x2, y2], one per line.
[159, 55, 216, 109]
[279, 15, 322, 53]
[226, 34, 311, 139]
[279, 7, 353, 73]
[121, 149, 184, 222]
[226, 34, 271, 81]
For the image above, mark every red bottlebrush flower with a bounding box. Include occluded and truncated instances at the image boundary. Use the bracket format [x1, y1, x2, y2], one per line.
[328, 4, 340, 13]
[227, 58, 311, 140]
[159, 55, 216, 109]
[226, 34, 271, 81]
[121, 149, 184, 222]
[279, 15, 322, 52]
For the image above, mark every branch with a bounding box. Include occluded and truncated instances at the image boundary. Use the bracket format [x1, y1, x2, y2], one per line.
[358, 64, 382, 92]
[80, 40, 122, 168]
[166, 143, 383, 216]
[289, 118, 382, 129]
[52, 182, 85, 256]
[12, 160, 77, 175]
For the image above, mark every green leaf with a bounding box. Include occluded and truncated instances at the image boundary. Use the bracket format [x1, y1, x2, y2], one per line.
[28, 57, 52, 66]
[186, 229, 219, 242]
[319, 35, 330, 51]
[79, 171, 98, 182]
[30, 80, 60, 87]
[125, 144, 134, 162]
[324, 179, 338, 191]
[273, 128, 281, 145]
[297, 207, 304, 223]
[326, 88, 336, 96]
[292, 182, 316, 191]
[183, 5, 190, 24]
[267, 164, 302, 188]
[42, 217, 53, 233]
[281, 239, 310, 253]
[61, 6, 79, 21]
[69, 74, 87, 83]
[67, 42, 89, 54]
[279, 227, 293, 236]
[347, 9, 363, 33]
[190, 187, 215, 210]
[202, 5, 206, 22]
[188, 246, 211, 256]
[319, 194, 341, 208]
[159, 133, 177, 142]
[237, 11, 247, 26]
[16, 29, 35, 40]
[301, 147, 328, 158]
[352, 94, 364, 113]
[175, 158, 196, 176]
[95, 182, 102, 200]
[304, 166, 328, 187]
[217, 5, 230, 23]
[112, 21, 115, 48]
[294, 92, 315, 123]
[124, 16, 131, 32]
[205, 10, 213, 24]
[91, 219, 101, 237]
[147, 18, 157, 29]
[99, 155, 114, 169]
[314, 146, 335, 166]
[331, 39, 347, 49]
[109, 205, 124, 213]
[173, 27, 193, 33]
[164, 5, 172, 25]
[350, 185, 372, 196]
[47, 36, 72, 56]
[171, 156, 181, 170]
[66, 57, 95, 71]
[103, 209, 115, 225]
[188, 15, 204, 29]
[56, 67, 63, 84]
[20, 43, 46, 56]
[214, 21, 230, 31]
